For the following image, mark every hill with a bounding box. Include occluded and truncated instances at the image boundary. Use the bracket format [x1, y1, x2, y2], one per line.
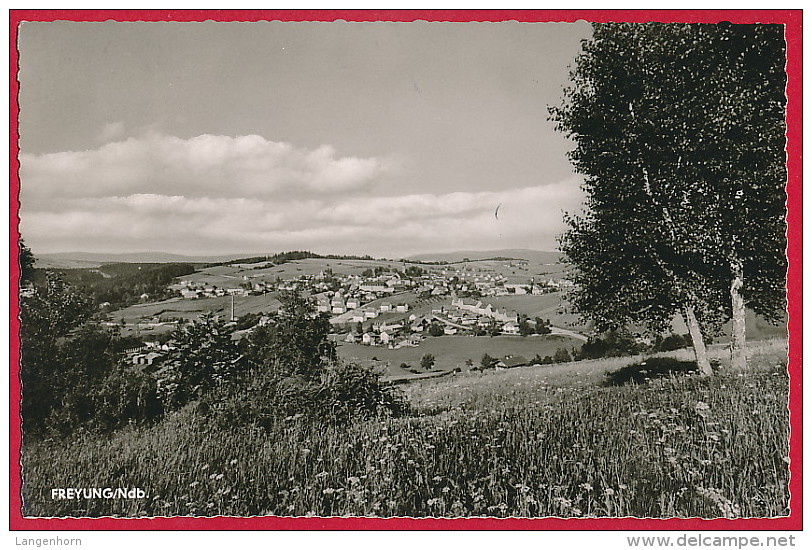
[406, 249, 563, 264]
[35, 251, 247, 268]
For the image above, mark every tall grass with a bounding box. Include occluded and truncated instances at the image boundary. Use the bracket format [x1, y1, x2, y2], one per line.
[21, 342, 789, 518]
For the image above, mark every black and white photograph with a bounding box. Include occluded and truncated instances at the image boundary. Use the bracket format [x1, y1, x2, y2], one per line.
[12, 12, 797, 524]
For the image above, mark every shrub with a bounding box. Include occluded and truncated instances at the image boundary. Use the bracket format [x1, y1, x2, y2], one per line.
[203, 360, 408, 429]
[655, 333, 693, 352]
[90, 367, 163, 431]
[605, 357, 699, 386]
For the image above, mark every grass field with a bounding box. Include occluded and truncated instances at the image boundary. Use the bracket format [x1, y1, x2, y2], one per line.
[20, 339, 789, 519]
[338, 334, 582, 375]
[108, 294, 282, 335]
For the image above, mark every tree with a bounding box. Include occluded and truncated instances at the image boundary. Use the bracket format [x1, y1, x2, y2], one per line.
[18, 239, 35, 285]
[156, 313, 242, 410]
[518, 317, 533, 337]
[480, 353, 498, 370]
[244, 290, 335, 380]
[550, 23, 787, 374]
[428, 323, 445, 337]
[553, 347, 572, 364]
[534, 317, 552, 335]
[420, 354, 435, 371]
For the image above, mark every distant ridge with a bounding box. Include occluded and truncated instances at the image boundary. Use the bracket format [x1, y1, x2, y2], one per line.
[34, 248, 565, 269]
[406, 249, 562, 264]
[35, 251, 256, 268]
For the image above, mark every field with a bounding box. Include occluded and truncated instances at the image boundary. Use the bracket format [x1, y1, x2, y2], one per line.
[179, 258, 423, 289]
[338, 334, 581, 376]
[21, 339, 789, 518]
[107, 294, 283, 336]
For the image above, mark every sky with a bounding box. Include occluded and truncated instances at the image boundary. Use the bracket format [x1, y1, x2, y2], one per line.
[16, 20, 591, 258]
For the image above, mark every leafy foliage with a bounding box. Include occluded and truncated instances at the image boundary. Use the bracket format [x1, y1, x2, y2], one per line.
[155, 313, 243, 410]
[550, 23, 787, 338]
[244, 290, 336, 380]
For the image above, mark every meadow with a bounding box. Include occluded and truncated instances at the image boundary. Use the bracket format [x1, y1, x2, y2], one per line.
[20, 339, 789, 519]
[338, 334, 582, 376]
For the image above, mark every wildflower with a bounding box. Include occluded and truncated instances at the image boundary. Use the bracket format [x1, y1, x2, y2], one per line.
[323, 488, 336, 495]
[432, 476, 443, 482]
[215, 473, 224, 480]
[427, 498, 441, 506]
[190, 481, 200, 488]
[604, 488, 615, 496]
[618, 484, 628, 490]
[348, 476, 361, 485]
[229, 458, 238, 466]
[580, 483, 594, 492]
[315, 471, 329, 478]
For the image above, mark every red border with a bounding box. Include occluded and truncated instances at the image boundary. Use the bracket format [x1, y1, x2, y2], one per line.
[8, 9, 802, 531]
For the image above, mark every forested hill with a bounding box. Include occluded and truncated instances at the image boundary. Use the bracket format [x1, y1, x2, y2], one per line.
[29, 263, 196, 309]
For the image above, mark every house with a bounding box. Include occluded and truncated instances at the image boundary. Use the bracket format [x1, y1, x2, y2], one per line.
[346, 297, 362, 310]
[364, 308, 379, 319]
[345, 332, 358, 344]
[379, 302, 392, 313]
[331, 293, 346, 314]
[181, 289, 200, 299]
[379, 331, 391, 344]
[443, 326, 458, 335]
[502, 321, 520, 335]
[408, 333, 422, 345]
[132, 351, 163, 366]
[350, 311, 366, 324]
[395, 303, 409, 313]
[502, 355, 529, 369]
[362, 332, 375, 345]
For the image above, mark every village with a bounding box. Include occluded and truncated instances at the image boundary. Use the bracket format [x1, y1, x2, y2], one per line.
[121, 256, 580, 377]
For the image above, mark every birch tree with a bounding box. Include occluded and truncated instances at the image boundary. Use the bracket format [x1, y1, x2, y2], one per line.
[551, 22, 787, 374]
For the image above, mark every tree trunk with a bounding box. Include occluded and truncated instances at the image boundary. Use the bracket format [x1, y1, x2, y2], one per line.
[729, 259, 747, 370]
[684, 306, 713, 376]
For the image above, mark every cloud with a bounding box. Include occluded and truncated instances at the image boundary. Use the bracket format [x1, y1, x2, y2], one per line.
[18, 132, 584, 256]
[19, 133, 393, 202]
[20, 179, 585, 257]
